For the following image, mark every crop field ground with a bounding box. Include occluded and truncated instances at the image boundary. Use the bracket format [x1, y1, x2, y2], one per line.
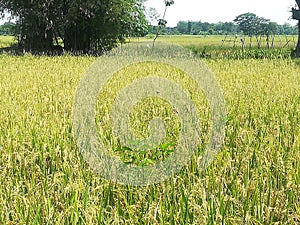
[0, 35, 300, 224]
[134, 35, 298, 59]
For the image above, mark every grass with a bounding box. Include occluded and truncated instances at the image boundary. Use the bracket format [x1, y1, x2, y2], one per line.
[94, 60, 209, 168]
[134, 35, 298, 59]
[0, 36, 300, 224]
[0, 35, 14, 48]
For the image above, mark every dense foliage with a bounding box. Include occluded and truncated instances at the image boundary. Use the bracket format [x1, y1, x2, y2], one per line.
[234, 13, 277, 37]
[0, 0, 148, 53]
[0, 21, 14, 35]
[149, 19, 297, 36]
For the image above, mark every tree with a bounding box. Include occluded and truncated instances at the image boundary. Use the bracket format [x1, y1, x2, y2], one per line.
[187, 21, 192, 34]
[292, 0, 300, 57]
[234, 13, 275, 36]
[0, 22, 15, 35]
[234, 13, 259, 36]
[222, 22, 238, 34]
[280, 23, 297, 35]
[176, 21, 188, 34]
[0, 0, 148, 53]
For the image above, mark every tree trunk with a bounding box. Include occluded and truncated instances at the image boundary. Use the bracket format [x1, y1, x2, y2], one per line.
[266, 34, 270, 49]
[291, 21, 300, 58]
[296, 21, 300, 56]
[64, 24, 90, 53]
[21, 27, 53, 52]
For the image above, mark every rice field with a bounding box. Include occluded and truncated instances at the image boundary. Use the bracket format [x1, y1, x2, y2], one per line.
[136, 35, 298, 59]
[142, 35, 298, 48]
[0, 36, 300, 224]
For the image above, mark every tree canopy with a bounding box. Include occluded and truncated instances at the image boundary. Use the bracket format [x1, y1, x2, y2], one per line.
[148, 20, 296, 36]
[0, 0, 148, 53]
[234, 13, 278, 37]
[0, 21, 15, 35]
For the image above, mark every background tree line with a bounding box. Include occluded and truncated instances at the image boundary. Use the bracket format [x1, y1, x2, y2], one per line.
[148, 14, 297, 36]
[1, 11, 297, 38]
[0, 21, 14, 35]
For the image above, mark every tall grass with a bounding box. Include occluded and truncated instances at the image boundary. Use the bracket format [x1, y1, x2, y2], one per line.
[134, 35, 298, 59]
[0, 40, 300, 224]
[0, 35, 14, 48]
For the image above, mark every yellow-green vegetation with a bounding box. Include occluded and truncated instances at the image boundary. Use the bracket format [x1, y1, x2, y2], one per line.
[139, 35, 298, 59]
[0, 35, 14, 48]
[95, 61, 209, 166]
[0, 36, 300, 224]
[143, 35, 298, 48]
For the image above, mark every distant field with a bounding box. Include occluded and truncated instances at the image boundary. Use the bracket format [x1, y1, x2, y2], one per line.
[140, 35, 298, 48]
[1, 34, 298, 56]
[133, 35, 298, 59]
[0, 35, 14, 48]
[0, 36, 300, 224]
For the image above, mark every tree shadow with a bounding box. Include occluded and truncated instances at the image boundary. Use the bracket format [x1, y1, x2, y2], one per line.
[0, 44, 65, 56]
[0, 44, 105, 56]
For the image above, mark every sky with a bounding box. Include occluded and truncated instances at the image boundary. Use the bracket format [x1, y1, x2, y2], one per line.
[145, 0, 298, 27]
[0, 0, 298, 26]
